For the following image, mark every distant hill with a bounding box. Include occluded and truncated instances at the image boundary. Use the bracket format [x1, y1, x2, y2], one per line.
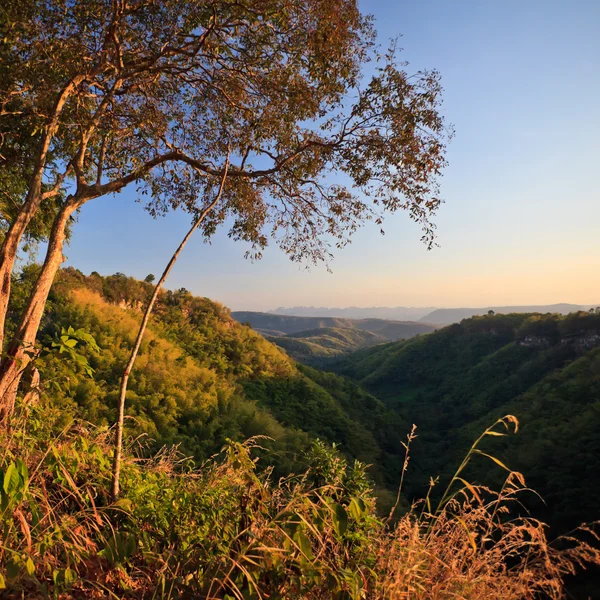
[266, 304, 599, 326]
[419, 303, 593, 325]
[267, 327, 387, 366]
[231, 311, 436, 342]
[333, 311, 600, 533]
[270, 305, 436, 321]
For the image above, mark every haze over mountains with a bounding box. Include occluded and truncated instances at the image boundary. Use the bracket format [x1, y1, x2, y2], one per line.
[231, 311, 435, 340]
[270, 306, 436, 321]
[269, 303, 597, 326]
[231, 312, 436, 364]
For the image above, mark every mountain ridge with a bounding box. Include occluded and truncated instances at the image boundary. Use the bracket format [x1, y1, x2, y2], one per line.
[231, 311, 436, 341]
[265, 303, 598, 326]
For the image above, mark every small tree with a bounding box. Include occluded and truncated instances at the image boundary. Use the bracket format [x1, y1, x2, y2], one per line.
[143, 274, 155, 284]
[0, 0, 450, 421]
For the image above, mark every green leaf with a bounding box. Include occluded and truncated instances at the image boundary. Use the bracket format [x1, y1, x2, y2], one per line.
[295, 530, 313, 560]
[3, 463, 20, 496]
[16, 459, 28, 483]
[332, 503, 348, 536]
[64, 567, 77, 586]
[112, 498, 132, 512]
[25, 557, 35, 576]
[348, 498, 364, 521]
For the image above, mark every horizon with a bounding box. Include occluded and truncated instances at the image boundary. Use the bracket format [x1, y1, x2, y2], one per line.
[63, 0, 600, 311]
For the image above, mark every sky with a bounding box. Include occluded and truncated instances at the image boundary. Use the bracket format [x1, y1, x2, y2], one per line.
[64, 0, 600, 311]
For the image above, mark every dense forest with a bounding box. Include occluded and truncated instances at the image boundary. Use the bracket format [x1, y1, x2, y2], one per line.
[333, 311, 600, 533]
[10, 267, 407, 494]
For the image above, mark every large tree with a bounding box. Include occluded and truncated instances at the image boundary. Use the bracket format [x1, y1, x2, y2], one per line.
[0, 0, 449, 420]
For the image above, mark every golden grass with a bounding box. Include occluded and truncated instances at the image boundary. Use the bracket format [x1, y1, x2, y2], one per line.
[1, 406, 598, 599]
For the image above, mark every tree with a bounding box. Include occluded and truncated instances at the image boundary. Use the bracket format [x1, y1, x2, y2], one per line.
[112, 155, 230, 499]
[143, 274, 155, 284]
[488, 310, 495, 316]
[0, 0, 449, 421]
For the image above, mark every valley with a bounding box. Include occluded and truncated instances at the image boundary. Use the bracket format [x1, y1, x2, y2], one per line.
[29, 269, 600, 535]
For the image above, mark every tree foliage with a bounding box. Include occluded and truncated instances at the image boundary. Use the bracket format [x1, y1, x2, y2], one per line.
[0, 0, 450, 417]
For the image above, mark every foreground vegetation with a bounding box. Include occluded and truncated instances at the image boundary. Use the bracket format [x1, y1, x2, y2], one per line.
[1, 404, 598, 599]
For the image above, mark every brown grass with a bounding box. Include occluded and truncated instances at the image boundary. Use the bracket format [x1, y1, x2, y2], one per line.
[0, 409, 598, 599]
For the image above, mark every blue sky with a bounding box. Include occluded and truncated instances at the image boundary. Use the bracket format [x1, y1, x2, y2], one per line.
[65, 0, 600, 310]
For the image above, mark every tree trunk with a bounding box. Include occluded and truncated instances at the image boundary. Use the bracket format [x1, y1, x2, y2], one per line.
[111, 159, 229, 499]
[0, 79, 80, 350]
[0, 196, 82, 422]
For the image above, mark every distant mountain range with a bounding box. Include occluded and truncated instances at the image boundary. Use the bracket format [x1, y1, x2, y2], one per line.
[419, 303, 596, 325]
[268, 303, 598, 326]
[231, 311, 435, 341]
[270, 306, 436, 321]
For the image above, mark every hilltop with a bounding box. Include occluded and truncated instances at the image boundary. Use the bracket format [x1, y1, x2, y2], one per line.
[419, 303, 594, 325]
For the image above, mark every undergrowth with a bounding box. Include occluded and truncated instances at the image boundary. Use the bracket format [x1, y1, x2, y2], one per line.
[0, 404, 598, 599]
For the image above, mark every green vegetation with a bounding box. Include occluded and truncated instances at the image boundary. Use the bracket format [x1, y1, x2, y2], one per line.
[266, 327, 387, 365]
[10, 268, 406, 489]
[1, 404, 597, 598]
[2, 273, 600, 596]
[334, 311, 600, 533]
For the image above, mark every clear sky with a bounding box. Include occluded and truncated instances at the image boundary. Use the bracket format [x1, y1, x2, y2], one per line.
[64, 0, 600, 311]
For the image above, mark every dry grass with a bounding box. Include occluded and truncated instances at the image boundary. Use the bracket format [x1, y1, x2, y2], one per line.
[0, 409, 598, 599]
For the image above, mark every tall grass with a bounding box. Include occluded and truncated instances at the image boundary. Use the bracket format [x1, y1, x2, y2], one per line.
[1, 402, 598, 598]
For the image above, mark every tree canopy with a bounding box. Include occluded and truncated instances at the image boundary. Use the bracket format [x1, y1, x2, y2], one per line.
[0, 0, 450, 417]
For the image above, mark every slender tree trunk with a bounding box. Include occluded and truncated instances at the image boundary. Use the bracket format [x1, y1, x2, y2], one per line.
[0, 195, 83, 422]
[0, 79, 80, 350]
[111, 159, 229, 500]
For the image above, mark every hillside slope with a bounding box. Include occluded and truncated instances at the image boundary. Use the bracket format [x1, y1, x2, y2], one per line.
[14, 268, 405, 487]
[267, 327, 387, 365]
[334, 312, 600, 532]
[232, 311, 435, 340]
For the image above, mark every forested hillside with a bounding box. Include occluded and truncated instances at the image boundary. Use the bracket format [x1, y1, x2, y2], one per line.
[334, 312, 600, 532]
[11, 267, 405, 489]
[419, 304, 592, 326]
[232, 311, 435, 340]
[17, 269, 600, 532]
[266, 327, 387, 365]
